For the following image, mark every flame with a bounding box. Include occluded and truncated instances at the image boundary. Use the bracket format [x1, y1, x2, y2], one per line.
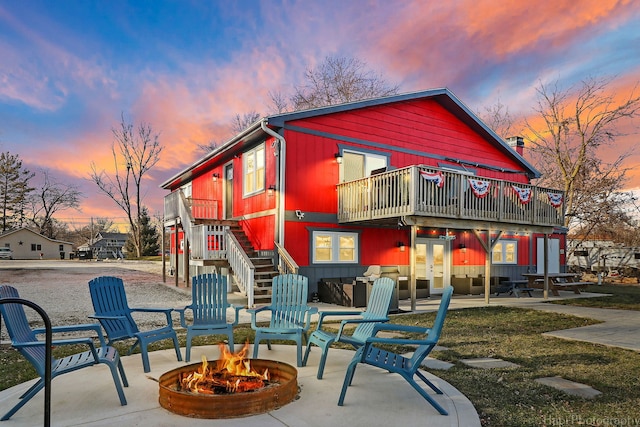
[180, 342, 269, 394]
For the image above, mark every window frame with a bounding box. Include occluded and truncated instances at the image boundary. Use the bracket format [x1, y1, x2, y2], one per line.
[311, 230, 359, 264]
[243, 143, 265, 197]
[340, 148, 389, 182]
[492, 239, 518, 265]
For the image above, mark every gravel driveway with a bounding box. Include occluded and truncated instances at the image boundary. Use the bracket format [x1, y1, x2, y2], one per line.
[0, 259, 193, 339]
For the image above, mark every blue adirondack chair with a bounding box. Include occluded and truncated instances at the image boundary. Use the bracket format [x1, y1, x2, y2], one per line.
[88, 276, 182, 373]
[176, 273, 242, 362]
[338, 285, 454, 416]
[302, 277, 394, 379]
[247, 274, 318, 367]
[0, 285, 128, 421]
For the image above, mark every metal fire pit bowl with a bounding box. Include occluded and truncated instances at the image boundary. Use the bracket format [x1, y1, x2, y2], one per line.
[159, 359, 298, 419]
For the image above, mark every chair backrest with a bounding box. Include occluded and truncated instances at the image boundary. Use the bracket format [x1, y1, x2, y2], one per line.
[352, 277, 394, 342]
[0, 285, 49, 376]
[88, 276, 139, 339]
[269, 274, 310, 328]
[410, 285, 454, 365]
[191, 273, 230, 325]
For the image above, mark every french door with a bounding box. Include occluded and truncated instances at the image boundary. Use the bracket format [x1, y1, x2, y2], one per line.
[416, 238, 450, 295]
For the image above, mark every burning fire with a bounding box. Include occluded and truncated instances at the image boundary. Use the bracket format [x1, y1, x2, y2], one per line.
[179, 342, 270, 394]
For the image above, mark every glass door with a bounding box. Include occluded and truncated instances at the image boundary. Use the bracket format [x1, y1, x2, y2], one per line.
[416, 238, 450, 295]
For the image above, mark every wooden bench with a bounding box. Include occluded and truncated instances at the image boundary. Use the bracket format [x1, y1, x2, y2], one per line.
[532, 279, 590, 296]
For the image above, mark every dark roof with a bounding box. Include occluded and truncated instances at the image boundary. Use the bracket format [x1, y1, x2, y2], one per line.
[161, 88, 540, 188]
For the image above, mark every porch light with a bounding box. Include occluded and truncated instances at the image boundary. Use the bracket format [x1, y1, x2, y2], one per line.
[397, 241, 406, 252]
[334, 153, 343, 164]
[459, 243, 467, 253]
[212, 173, 219, 182]
[268, 185, 276, 195]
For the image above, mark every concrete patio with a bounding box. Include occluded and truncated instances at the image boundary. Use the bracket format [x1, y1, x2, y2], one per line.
[0, 344, 480, 426]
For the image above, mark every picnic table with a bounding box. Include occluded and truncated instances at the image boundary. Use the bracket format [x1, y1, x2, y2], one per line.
[495, 280, 534, 298]
[522, 273, 591, 296]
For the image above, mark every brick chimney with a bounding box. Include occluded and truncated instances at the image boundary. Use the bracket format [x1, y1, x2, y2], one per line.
[506, 136, 524, 156]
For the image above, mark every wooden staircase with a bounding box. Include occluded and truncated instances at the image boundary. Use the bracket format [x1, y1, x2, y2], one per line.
[227, 222, 279, 303]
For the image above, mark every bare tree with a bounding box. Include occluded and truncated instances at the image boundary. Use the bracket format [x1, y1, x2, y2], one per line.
[89, 114, 163, 257]
[524, 76, 640, 237]
[268, 90, 290, 114]
[232, 111, 261, 133]
[289, 56, 400, 110]
[479, 100, 515, 140]
[28, 169, 83, 238]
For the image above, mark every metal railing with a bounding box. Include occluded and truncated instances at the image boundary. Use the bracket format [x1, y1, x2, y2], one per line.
[337, 165, 564, 226]
[226, 231, 255, 306]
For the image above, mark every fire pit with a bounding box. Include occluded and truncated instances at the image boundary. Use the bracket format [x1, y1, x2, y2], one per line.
[158, 344, 298, 418]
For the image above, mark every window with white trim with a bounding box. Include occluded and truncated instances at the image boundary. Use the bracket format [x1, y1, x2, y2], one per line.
[492, 240, 517, 264]
[243, 143, 265, 196]
[342, 150, 388, 182]
[312, 231, 358, 263]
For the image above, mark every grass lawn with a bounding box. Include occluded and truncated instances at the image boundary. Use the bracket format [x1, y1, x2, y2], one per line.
[551, 284, 640, 311]
[2, 288, 640, 426]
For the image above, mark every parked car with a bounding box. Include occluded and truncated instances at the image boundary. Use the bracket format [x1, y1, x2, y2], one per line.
[0, 247, 13, 259]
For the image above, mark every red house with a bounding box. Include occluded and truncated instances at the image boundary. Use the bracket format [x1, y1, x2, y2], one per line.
[161, 88, 566, 308]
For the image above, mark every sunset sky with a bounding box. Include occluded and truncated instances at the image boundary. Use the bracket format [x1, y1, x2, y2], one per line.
[1, 1, 639, 230]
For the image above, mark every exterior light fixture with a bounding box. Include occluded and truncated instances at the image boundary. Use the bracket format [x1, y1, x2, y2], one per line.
[397, 241, 406, 252]
[459, 243, 467, 253]
[212, 173, 219, 182]
[334, 153, 343, 164]
[268, 184, 276, 195]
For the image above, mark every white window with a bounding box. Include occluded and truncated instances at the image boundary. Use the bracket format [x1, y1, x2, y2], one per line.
[312, 231, 358, 263]
[342, 150, 388, 182]
[243, 144, 265, 196]
[492, 240, 517, 264]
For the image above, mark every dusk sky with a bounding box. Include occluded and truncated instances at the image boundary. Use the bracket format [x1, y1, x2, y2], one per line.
[1, 1, 639, 230]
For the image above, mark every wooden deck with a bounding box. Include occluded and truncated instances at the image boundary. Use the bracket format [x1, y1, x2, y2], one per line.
[337, 166, 564, 229]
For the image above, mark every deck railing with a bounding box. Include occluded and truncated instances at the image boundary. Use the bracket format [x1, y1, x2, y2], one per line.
[191, 224, 228, 260]
[337, 166, 564, 227]
[164, 191, 219, 222]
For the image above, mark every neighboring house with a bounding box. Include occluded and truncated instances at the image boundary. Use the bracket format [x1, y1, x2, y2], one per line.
[568, 238, 640, 273]
[78, 232, 128, 259]
[161, 88, 566, 307]
[0, 228, 73, 260]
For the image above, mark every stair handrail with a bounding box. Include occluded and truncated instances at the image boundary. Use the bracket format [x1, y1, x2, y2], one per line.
[274, 241, 298, 275]
[177, 190, 195, 244]
[225, 230, 255, 307]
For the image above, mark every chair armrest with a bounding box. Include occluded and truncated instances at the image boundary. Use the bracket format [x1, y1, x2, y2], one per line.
[89, 314, 136, 337]
[371, 323, 430, 335]
[364, 336, 436, 346]
[335, 317, 389, 341]
[174, 306, 192, 328]
[246, 305, 272, 328]
[130, 307, 174, 326]
[33, 323, 107, 348]
[316, 310, 363, 329]
[229, 304, 243, 326]
[15, 337, 101, 360]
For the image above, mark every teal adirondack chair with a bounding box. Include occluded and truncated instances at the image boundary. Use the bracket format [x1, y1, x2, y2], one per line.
[0, 285, 128, 421]
[338, 285, 454, 416]
[247, 274, 318, 367]
[302, 277, 394, 379]
[88, 276, 182, 373]
[176, 273, 242, 362]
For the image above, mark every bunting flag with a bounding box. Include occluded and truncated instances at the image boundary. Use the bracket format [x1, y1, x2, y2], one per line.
[511, 185, 532, 204]
[547, 192, 563, 207]
[468, 178, 491, 198]
[419, 170, 444, 188]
